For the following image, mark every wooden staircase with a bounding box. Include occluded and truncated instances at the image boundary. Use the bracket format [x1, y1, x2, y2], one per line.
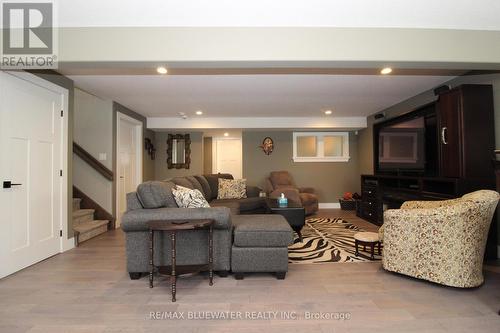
[73, 198, 109, 244]
[72, 142, 115, 245]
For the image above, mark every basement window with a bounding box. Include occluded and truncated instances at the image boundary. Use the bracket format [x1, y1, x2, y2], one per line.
[293, 132, 350, 162]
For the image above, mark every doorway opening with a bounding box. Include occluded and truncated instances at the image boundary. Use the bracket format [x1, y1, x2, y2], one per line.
[116, 112, 143, 227]
[211, 134, 243, 179]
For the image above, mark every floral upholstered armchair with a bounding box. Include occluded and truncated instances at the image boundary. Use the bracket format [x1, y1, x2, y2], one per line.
[380, 190, 499, 288]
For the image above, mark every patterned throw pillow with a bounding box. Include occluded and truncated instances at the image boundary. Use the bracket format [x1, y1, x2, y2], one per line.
[217, 178, 247, 200]
[172, 185, 210, 208]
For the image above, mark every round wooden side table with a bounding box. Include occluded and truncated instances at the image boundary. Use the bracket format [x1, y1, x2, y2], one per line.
[146, 219, 214, 302]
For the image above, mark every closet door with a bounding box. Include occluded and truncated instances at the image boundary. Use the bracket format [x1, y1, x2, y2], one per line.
[437, 89, 462, 178]
[0, 72, 65, 278]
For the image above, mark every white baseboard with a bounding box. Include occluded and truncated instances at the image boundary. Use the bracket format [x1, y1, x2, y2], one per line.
[319, 202, 341, 209]
[61, 237, 75, 252]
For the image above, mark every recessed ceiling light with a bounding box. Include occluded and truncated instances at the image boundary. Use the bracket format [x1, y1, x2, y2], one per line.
[380, 67, 392, 75]
[324, 110, 333, 115]
[224, 132, 229, 137]
[156, 66, 168, 74]
[195, 110, 203, 115]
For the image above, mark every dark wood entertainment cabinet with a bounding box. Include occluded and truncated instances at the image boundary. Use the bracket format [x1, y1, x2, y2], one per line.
[359, 174, 464, 226]
[357, 84, 497, 259]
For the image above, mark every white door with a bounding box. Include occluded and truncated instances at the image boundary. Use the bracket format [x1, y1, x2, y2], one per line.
[116, 114, 142, 227]
[0, 72, 64, 278]
[213, 138, 242, 179]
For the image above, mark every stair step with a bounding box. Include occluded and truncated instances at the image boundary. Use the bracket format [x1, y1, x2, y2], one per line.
[74, 220, 109, 243]
[72, 209, 95, 224]
[72, 208, 95, 218]
[72, 198, 82, 211]
[73, 219, 108, 232]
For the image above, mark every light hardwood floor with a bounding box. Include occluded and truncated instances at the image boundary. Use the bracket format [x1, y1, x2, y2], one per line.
[0, 210, 499, 333]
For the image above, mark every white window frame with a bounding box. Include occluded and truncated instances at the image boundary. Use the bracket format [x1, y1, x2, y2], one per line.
[293, 132, 350, 162]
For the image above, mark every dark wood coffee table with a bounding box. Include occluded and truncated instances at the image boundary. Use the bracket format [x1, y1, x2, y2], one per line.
[146, 219, 214, 302]
[266, 199, 305, 242]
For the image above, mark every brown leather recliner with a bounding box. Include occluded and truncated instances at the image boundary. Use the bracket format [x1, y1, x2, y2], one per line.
[266, 171, 319, 215]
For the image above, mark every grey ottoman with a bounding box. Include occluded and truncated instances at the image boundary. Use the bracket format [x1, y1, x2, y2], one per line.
[231, 215, 293, 279]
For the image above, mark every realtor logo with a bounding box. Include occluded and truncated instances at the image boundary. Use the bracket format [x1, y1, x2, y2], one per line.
[1, 1, 57, 69]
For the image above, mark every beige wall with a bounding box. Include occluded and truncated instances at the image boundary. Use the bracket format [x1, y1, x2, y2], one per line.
[72, 96, 156, 215]
[154, 132, 204, 180]
[73, 88, 114, 212]
[242, 131, 360, 203]
[71, 97, 155, 218]
[74, 88, 114, 169]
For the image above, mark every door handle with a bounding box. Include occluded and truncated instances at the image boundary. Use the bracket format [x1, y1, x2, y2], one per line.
[3, 181, 22, 189]
[441, 127, 448, 145]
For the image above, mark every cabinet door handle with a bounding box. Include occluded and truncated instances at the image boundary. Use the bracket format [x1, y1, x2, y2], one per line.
[441, 127, 448, 145]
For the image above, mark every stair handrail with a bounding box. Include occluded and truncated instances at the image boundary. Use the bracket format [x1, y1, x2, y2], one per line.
[73, 142, 114, 181]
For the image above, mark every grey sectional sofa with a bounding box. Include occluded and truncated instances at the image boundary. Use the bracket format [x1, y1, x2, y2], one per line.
[174, 173, 267, 214]
[121, 173, 294, 280]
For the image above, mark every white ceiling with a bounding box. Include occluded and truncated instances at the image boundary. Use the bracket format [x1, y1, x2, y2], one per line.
[68, 74, 454, 118]
[59, 0, 500, 30]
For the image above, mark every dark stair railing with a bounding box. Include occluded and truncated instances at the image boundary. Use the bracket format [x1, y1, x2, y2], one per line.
[73, 142, 114, 181]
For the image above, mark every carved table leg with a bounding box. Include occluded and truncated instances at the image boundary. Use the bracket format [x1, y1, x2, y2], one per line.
[149, 229, 154, 288]
[171, 231, 176, 302]
[208, 225, 214, 286]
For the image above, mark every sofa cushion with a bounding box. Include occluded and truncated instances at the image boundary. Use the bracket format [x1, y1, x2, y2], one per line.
[232, 215, 293, 247]
[185, 176, 205, 196]
[209, 200, 240, 215]
[171, 177, 194, 190]
[194, 175, 212, 200]
[211, 197, 266, 212]
[136, 181, 178, 209]
[217, 178, 247, 199]
[239, 197, 266, 212]
[246, 185, 262, 198]
[126, 192, 143, 211]
[204, 173, 234, 199]
[172, 185, 210, 208]
[212, 197, 262, 212]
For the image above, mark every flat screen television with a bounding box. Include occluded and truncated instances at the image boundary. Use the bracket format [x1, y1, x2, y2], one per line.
[374, 103, 438, 175]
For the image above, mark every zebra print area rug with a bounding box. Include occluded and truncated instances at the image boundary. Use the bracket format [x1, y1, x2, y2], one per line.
[288, 217, 382, 264]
